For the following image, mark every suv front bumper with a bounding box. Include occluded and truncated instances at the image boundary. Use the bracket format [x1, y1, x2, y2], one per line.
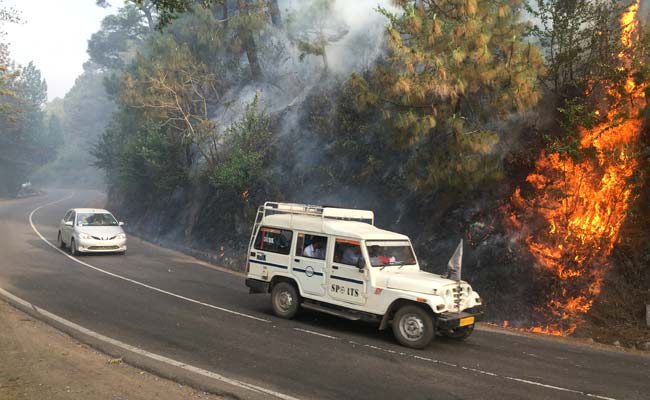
[436, 305, 485, 330]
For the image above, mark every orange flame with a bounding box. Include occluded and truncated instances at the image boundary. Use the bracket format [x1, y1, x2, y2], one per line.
[507, 1, 644, 336]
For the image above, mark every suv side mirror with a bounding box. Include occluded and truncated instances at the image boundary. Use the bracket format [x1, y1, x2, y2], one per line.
[64, 220, 73, 226]
[356, 257, 366, 272]
[119, 221, 125, 226]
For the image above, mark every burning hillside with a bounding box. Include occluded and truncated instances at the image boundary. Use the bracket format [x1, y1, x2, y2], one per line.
[507, 0, 646, 335]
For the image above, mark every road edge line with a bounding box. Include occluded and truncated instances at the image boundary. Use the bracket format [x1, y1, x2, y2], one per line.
[0, 287, 300, 400]
[28, 194, 270, 324]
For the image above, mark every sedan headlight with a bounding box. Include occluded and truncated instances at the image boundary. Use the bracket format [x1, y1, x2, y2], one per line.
[79, 233, 92, 240]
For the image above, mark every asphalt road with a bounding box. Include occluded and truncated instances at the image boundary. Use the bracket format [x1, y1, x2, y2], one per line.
[0, 189, 648, 400]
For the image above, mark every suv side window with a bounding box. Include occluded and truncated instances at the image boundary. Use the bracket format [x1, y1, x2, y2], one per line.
[66, 211, 76, 223]
[254, 227, 292, 255]
[295, 233, 327, 260]
[63, 211, 72, 221]
[334, 239, 362, 266]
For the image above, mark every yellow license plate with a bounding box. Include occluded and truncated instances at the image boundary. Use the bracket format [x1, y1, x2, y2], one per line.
[459, 316, 475, 327]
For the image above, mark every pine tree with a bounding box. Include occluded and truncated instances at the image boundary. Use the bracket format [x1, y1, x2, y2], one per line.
[353, 0, 544, 192]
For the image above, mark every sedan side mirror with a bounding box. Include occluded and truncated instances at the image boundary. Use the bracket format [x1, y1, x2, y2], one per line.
[118, 221, 125, 226]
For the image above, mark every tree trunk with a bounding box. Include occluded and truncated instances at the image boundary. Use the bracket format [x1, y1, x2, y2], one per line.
[269, 0, 282, 27]
[322, 49, 329, 75]
[140, 2, 155, 32]
[238, 0, 263, 80]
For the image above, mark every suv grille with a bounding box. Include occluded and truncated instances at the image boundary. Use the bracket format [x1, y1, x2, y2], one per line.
[446, 284, 470, 310]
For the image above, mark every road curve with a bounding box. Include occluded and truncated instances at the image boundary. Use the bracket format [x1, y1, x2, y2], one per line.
[0, 189, 648, 400]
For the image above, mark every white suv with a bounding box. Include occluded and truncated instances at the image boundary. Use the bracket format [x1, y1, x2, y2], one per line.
[57, 208, 127, 256]
[245, 202, 484, 349]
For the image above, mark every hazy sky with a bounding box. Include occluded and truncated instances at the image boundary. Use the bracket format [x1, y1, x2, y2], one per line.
[4, 0, 113, 101]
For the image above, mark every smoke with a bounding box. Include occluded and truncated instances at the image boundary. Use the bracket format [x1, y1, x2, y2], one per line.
[207, 0, 398, 196]
[641, 0, 650, 18]
[215, 1, 395, 119]
[312, 0, 397, 74]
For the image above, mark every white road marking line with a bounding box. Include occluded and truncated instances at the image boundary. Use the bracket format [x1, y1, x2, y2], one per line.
[586, 394, 619, 400]
[28, 194, 622, 400]
[28, 195, 271, 324]
[293, 328, 338, 340]
[361, 343, 618, 400]
[0, 287, 300, 400]
[504, 376, 583, 395]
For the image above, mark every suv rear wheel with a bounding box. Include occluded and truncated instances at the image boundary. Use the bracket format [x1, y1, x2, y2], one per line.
[271, 282, 300, 319]
[392, 305, 435, 349]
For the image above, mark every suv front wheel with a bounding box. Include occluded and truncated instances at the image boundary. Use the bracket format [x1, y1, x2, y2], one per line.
[392, 305, 435, 349]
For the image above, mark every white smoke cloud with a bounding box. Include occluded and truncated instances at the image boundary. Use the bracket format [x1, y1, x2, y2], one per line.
[326, 0, 398, 74]
[212, 0, 398, 131]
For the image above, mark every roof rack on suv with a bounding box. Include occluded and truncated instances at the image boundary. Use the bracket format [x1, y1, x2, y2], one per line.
[248, 202, 374, 252]
[262, 202, 374, 223]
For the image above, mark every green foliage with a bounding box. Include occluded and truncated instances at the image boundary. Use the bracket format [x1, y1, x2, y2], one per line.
[121, 35, 219, 169]
[525, 0, 638, 157]
[119, 122, 188, 196]
[353, 0, 544, 194]
[0, 59, 57, 196]
[0, 1, 19, 113]
[526, 0, 626, 95]
[88, 5, 152, 70]
[16, 62, 47, 107]
[538, 98, 599, 160]
[45, 113, 64, 150]
[31, 67, 114, 188]
[132, 0, 214, 29]
[207, 96, 271, 193]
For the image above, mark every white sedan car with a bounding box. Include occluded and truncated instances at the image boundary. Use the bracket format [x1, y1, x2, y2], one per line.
[57, 208, 127, 255]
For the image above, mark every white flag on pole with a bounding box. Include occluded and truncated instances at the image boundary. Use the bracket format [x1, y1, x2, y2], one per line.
[447, 239, 463, 281]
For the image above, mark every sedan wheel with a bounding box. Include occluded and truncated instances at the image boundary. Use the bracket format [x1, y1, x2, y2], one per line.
[70, 238, 79, 256]
[57, 232, 66, 249]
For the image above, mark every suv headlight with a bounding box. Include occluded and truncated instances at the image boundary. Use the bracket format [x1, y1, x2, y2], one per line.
[79, 233, 91, 240]
[117, 233, 126, 239]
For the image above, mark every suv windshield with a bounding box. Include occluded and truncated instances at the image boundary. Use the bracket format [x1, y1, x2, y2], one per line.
[365, 241, 416, 267]
[77, 213, 118, 227]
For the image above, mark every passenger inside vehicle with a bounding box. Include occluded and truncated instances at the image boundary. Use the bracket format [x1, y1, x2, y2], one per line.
[303, 237, 325, 260]
[77, 213, 119, 226]
[368, 245, 395, 266]
[342, 245, 360, 265]
[334, 239, 362, 266]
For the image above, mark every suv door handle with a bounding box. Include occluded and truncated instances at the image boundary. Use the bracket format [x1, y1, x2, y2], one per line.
[294, 258, 300, 262]
[332, 265, 339, 270]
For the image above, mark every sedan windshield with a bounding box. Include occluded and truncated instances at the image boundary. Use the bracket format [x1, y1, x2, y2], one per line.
[365, 241, 416, 267]
[77, 213, 118, 227]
